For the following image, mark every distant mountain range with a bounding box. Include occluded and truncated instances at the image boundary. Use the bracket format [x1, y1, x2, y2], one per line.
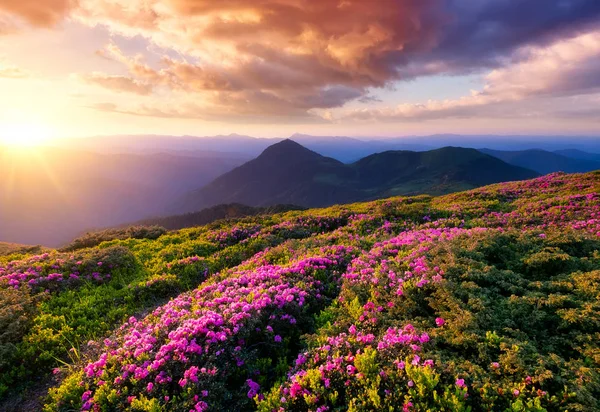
[480, 148, 600, 174]
[3, 135, 600, 247]
[174, 140, 539, 213]
[554, 149, 600, 162]
[53, 133, 600, 163]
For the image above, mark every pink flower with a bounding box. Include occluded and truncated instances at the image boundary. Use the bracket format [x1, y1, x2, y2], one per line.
[455, 378, 466, 388]
[274, 335, 282, 342]
[435, 317, 445, 327]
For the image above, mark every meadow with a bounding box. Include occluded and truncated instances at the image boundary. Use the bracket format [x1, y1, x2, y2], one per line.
[1, 172, 599, 411]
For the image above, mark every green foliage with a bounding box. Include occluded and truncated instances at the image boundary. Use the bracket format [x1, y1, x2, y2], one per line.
[61, 226, 168, 252]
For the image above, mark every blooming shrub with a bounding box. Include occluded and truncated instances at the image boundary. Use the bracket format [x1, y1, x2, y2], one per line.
[49, 248, 356, 411]
[2, 171, 600, 411]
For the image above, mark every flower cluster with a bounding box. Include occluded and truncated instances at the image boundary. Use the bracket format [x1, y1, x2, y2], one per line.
[0, 252, 112, 292]
[73, 247, 355, 411]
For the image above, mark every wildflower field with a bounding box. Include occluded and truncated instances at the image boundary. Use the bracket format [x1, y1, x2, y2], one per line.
[2, 172, 600, 411]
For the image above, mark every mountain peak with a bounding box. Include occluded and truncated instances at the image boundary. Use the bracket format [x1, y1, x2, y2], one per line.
[259, 139, 320, 160]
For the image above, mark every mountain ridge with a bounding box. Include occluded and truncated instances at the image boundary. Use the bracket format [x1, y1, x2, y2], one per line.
[174, 140, 539, 213]
[480, 148, 600, 174]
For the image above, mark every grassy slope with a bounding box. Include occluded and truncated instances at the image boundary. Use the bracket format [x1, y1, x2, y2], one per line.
[0, 242, 46, 257]
[1, 171, 599, 411]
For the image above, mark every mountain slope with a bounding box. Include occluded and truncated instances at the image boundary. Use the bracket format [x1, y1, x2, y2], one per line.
[174, 140, 362, 212]
[480, 148, 600, 174]
[124, 203, 304, 231]
[175, 141, 539, 213]
[554, 148, 600, 162]
[352, 147, 538, 196]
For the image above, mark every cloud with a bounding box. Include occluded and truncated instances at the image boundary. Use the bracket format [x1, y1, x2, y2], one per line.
[73, 0, 600, 119]
[0, 0, 78, 27]
[80, 72, 153, 95]
[77, 0, 448, 116]
[338, 29, 600, 122]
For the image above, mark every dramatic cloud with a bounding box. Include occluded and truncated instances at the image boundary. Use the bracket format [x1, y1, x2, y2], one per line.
[339, 30, 600, 122]
[79, 0, 447, 117]
[0, 0, 77, 26]
[1, 0, 599, 123]
[74, 0, 600, 118]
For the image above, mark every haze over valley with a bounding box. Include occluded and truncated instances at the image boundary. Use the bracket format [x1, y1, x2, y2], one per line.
[2, 134, 600, 246]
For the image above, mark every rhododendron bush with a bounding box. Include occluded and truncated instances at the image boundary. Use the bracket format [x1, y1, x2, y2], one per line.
[1, 172, 599, 411]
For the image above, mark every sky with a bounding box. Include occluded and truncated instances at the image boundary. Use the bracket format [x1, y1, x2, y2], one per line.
[0, 0, 600, 140]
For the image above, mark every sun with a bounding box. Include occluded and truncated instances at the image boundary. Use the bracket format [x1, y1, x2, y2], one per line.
[0, 123, 52, 148]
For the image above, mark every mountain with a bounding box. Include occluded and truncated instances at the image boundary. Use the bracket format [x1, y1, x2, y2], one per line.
[175, 141, 539, 213]
[174, 140, 363, 212]
[0, 147, 246, 246]
[289, 133, 432, 162]
[51, 134, 600, 162]
[352, 147, 539, 196]
[480, 148, 600, 174]
[554, 148, 600, 162]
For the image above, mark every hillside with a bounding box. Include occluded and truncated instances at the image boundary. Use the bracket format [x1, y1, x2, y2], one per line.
[480, 148, 600, 174]
[174, 140, 364, 212]
[126, 203, 305, 231]
[0, 242, 45, 257]
[2, 172, 600, 411]
[352, 146, 538, 196]
[176, 141, 539, 213]
[554, 148, 600, 162]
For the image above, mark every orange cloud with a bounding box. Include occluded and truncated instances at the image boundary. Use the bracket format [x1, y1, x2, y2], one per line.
[76, 0, 445, 116]
[0, 0, 77, 26]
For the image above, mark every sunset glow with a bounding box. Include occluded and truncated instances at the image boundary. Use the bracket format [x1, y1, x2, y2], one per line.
[0, 123, 52, 147]
[0, 1, 599, 137]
